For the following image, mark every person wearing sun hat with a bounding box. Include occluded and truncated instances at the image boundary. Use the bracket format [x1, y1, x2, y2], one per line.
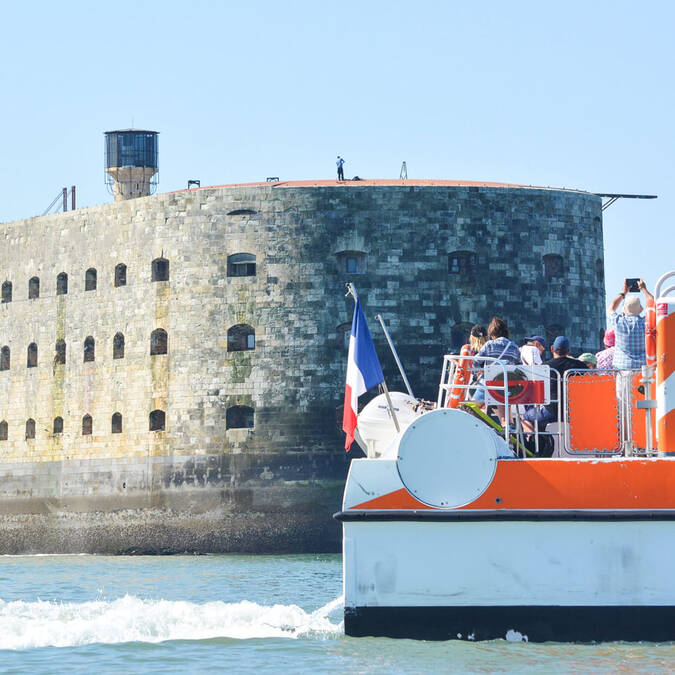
[609, 279, 655, 435]
[578, 352, 597, 368]
[608, 278, 654, 370]
[596, 329, 615, 369]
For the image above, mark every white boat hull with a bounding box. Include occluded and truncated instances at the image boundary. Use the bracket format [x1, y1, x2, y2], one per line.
[341, 516, 675, 641]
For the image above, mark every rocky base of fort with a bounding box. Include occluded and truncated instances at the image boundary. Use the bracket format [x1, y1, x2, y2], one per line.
[0, 482, 345, 555]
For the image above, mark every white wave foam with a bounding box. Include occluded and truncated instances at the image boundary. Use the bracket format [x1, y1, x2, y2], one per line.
[505, 628, 529, 642]
[0, 594, 344, 650]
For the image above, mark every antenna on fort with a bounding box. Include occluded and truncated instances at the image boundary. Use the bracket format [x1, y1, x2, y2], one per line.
[104, 129, 159, 201]
[400, 162, 408, 180]
[41, 187, 71, 216]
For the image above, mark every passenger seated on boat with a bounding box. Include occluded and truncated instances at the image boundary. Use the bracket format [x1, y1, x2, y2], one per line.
[469, 324, 488, 354]
[596, 329, 615, 369]
[520, 335, 546, 366]
[522, 335, 587, 433]
[466, 325, 488, 399]
[473, 317, 521, 424]
[577, 352, 597, 368]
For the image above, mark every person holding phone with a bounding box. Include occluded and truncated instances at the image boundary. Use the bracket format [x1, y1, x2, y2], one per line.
[608, 279, 654, 437]
[608, 278, 654, 370]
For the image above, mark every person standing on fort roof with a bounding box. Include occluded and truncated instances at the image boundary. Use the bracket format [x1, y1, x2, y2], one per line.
[336, 156, 345, 181]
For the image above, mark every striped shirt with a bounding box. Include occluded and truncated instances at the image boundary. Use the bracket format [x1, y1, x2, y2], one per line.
[608, 311, 645, 369]
[475, 337, 521, 367]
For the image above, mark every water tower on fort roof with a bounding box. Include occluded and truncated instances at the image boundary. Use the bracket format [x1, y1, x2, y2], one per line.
[104, 129, 158, 201]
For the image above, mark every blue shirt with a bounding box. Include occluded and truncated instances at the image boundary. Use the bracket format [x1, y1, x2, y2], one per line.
[475, 337, 521, 367]
[608, 311, 645, 369]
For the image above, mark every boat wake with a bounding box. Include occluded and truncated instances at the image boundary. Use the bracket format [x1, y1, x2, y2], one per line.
[0, 594, 344, 650]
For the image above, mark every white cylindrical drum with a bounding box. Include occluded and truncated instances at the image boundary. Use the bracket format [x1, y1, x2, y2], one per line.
[395, 408, 502, 508]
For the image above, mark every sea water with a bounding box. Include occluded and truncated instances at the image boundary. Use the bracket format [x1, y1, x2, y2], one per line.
[0, 554, 673, 674]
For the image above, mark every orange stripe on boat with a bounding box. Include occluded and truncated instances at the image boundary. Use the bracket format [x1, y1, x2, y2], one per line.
[353, 488, 433, 510]
[351, 459, 675, 511]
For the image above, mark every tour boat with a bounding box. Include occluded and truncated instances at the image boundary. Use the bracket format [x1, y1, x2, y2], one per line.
[336, 272, 675, 642]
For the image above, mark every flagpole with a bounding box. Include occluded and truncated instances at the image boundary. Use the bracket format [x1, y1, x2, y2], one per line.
[346, 283, 400, 434]
[380, 382, 400, 433]
[375, 314, 414, 398]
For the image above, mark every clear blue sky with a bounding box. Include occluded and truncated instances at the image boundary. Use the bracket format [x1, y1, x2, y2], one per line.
[1, 0, 673, 305]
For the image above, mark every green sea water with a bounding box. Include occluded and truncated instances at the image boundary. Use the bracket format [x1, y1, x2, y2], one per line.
[0, 554, 673, 674]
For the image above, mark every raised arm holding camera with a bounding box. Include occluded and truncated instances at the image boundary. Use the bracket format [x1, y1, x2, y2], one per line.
[609, 278, 653, 318]
[608, 278, 654, 440]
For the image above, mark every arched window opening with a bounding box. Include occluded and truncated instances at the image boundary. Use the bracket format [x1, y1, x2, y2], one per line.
[450, 322, 474, 352]
[25, 418, 35, 440]
[227, 324, 255, 352]
[227, 253, 257, 277]
[84, 336, 95, 362]
[85, 268, 97, 291]
[82, 414, 92, 436]
[112, 412, 122, 434]
[227, 208, 257, 216]
[1, 281, 12, 303]
[149, 409, 165, 431]
[113, 332, 125, 359]
[336, 250, 366, 274]
[544, 254, 564, 280]
[595, 258, 604, 282]
[115, 263, 127, 287]
[0, 420, 7, 441]
[226, 405, 254, 430]
[29, 277, 40, 300]
[150, 328, 168, 355]
[53, 417, 63, 435]
[0, 346, 9, 371]
[448, 251, 477, 276]
[151, 258, 169, 282]
[56, 272, 68, 295]
[27, 343, 37, 368]
[55, 339, 66, 365]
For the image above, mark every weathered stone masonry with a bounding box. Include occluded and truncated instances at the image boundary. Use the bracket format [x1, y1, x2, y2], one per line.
[0, 181, 604, 553]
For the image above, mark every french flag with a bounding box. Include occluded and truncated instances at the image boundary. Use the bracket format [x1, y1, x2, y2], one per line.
[342, 297, 384, 450]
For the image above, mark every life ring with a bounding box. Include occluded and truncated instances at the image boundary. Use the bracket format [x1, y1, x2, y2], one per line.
[447, 344, 472, 408]
[646, 296, 657, 367]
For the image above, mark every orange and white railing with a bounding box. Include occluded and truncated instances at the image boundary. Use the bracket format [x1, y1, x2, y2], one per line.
[655, 271, 675, 456]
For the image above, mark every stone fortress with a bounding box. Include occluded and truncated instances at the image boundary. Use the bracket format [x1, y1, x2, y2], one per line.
[0, 131, 606, 553]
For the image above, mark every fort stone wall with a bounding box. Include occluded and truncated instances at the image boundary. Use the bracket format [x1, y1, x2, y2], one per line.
[0, 181, 604, 553]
